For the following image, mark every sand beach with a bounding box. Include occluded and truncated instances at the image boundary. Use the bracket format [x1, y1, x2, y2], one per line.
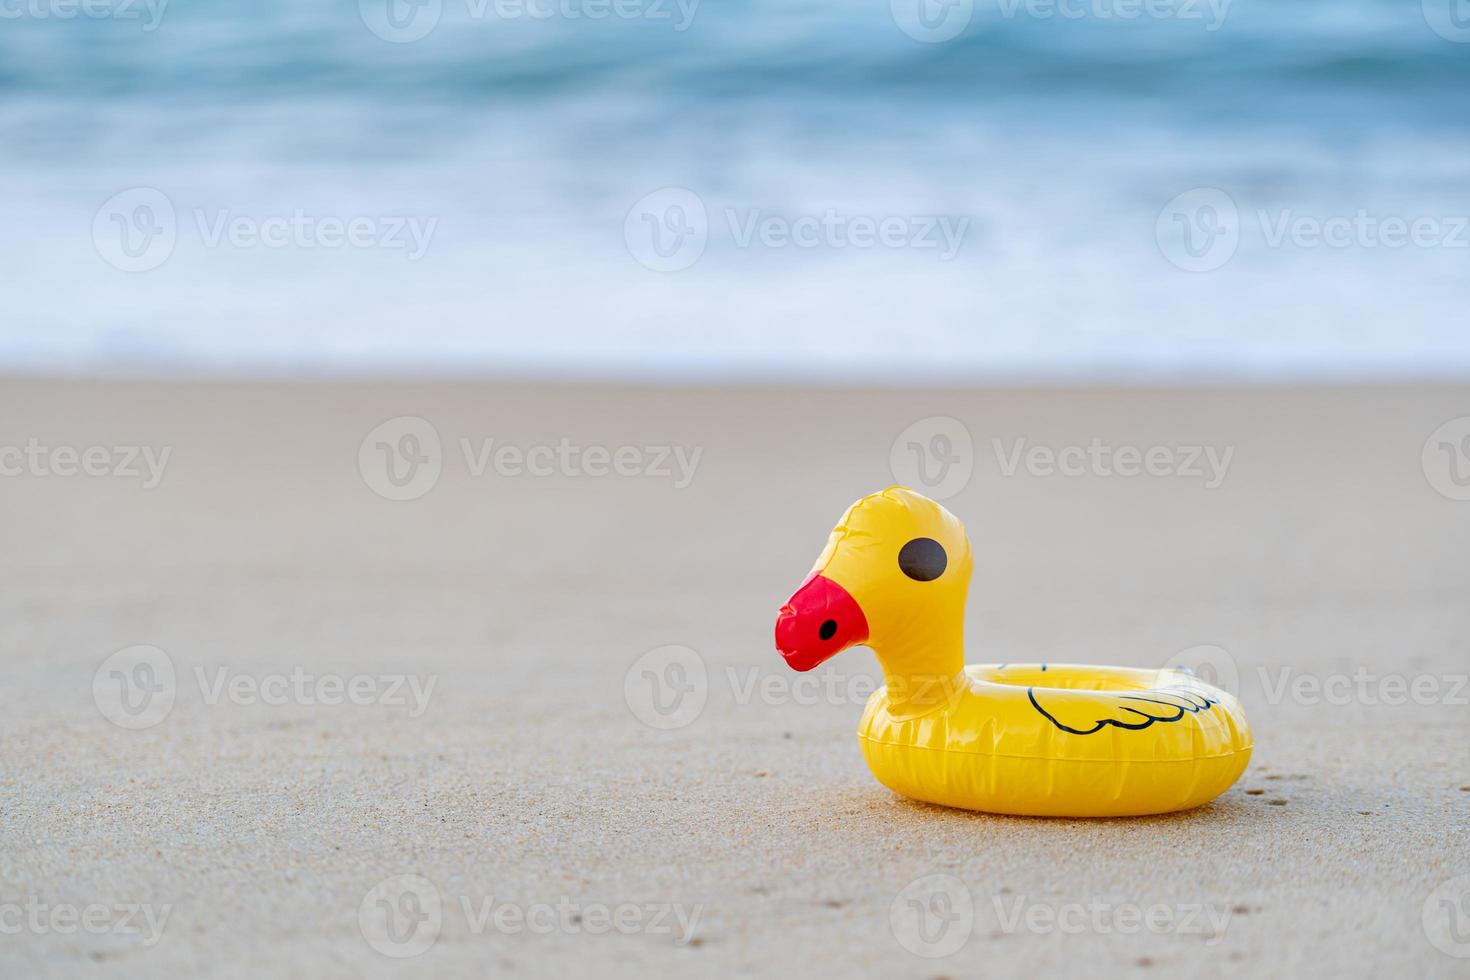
[1, 377, 1466, 977]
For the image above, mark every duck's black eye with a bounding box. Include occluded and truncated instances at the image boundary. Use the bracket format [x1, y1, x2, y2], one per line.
[898, 537, 947, 581]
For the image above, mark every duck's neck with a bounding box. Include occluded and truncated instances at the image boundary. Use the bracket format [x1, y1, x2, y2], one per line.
[868, 621, 967, 717]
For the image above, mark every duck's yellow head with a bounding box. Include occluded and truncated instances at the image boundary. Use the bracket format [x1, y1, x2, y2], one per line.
[775, 487, 973, 673]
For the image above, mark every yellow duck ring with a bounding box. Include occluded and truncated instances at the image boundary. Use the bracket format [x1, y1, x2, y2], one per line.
[774, 487, 1252, 817]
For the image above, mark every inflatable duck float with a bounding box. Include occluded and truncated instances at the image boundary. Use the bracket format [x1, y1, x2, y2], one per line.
[774, 487, 1252, 817]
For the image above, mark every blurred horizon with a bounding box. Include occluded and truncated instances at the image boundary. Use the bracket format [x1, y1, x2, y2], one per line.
[3, 0, 1468, 382]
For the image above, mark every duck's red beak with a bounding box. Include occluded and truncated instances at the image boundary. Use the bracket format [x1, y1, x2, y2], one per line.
[774, 572, 869, 672]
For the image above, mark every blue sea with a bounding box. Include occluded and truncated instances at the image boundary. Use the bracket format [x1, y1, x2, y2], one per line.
[2, 0, 1468, 380]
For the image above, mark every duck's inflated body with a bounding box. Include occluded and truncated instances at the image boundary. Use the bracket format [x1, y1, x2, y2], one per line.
[775, 488, 1252, 817]
[859, 662, 1250, 817]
